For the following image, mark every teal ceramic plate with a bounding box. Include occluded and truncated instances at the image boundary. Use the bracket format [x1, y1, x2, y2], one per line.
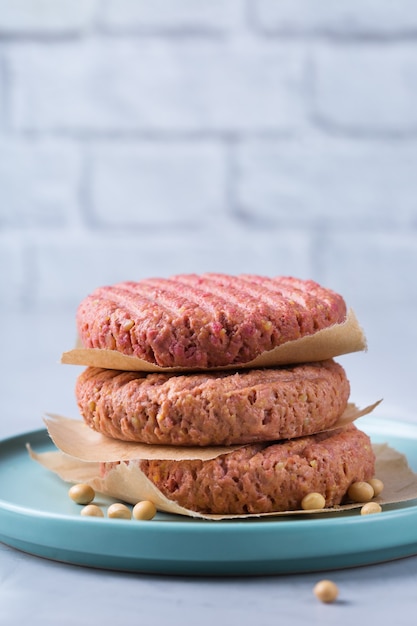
[1, 416, 417, 576]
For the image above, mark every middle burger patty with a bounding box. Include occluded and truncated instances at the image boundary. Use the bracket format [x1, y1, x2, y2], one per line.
[76, 359, 350, 447]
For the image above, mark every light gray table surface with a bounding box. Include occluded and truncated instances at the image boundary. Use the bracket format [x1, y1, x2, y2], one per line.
[1, 312, 417, 625]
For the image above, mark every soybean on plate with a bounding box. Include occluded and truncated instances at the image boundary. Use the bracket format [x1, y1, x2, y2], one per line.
[0, 417, 417, 575]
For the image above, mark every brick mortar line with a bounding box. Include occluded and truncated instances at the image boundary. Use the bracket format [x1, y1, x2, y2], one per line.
[250, 29, 417, 43]
[0, 31, 233, 43]
[0, 222, 242, 243]
[0, 29, 236, 44]
[4, 127, 417, 144]
[96, 23, 233, 39]
[78, 146, 95, 230]
[223, 137, 243, 222]
[19, 235, 38, 310]
[0, 49, 4, 132]
[0, 43, 10, 132]
[0, 129, 298, 142]
[0, 32, 91, 43]
[307, 112, 417, 140]
[2, 30, 417, 45]
[7, 218, 414, 237]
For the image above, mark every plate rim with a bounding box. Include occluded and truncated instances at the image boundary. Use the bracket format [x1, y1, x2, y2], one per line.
[1, 416, 417, 574]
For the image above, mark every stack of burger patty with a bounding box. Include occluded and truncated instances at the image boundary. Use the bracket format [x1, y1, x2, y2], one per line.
[74, 273, 375, 516]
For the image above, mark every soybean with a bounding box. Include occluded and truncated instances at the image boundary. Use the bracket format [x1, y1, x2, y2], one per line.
[347, 481, 374, 503]
[107, 503, 132, 520]
[368, 478, 384, 497]
[313, 580, 339, 603]
[301, 492, 326, 511]
[80, 504, 104, 517]
[68, 483, 95, 505]
[133, 500, 157, 521]
[361, 502, 382, 515]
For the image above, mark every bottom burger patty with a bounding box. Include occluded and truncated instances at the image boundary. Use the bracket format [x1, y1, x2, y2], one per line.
[103, 424, 375, 515]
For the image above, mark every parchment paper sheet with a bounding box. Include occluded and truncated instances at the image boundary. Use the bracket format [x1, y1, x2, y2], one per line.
[61, 308, 366, 372]
[41, 402, 381, 463]
[27, 408, 417, 521]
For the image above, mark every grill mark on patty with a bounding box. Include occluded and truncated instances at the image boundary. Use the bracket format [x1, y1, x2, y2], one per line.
[141, 276, 232, 318]
[77, 273, 347, 367]
[139, 276, 246, 363]
[95, 282, 186, 319]
[175, 273, 273, 314]
[171, 274, 311, 359]
[175, 274, 299, 345]
[238, 275, 344, 330]
[272, 276, 346, 323]
[178, 273, 302, 323]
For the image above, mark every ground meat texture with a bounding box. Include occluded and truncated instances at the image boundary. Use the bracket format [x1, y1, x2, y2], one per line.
[135, 425, 375, 515]
[76, 360, 350, 446]
[76, 273, 347, 368]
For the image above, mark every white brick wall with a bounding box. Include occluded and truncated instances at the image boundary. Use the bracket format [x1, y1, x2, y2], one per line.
[0, 236, 26, 306]
[28, 226, 313, 309]
[100, 0, 245, 33]
[2, 0, 416, 315]
[321, 232, 417, 307]
[255, 0, 417, 34]
[90, 141, 229, 226]
[313, 44, 417, 133]
[9, 39, 306, 132]
[0, 139, 80, 226]
[1, 0, 417, 426]
[0, 0, 97, 33]
[236, 135, 417, 226]
[0, 52, 6, 132]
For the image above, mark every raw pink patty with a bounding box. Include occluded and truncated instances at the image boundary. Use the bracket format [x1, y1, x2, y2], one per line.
[77, 360, 350, 446]
[76, 273, 347, 368]
[104, 425, 375, 515]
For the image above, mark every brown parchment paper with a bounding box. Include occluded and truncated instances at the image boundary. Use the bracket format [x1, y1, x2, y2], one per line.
[26, 401, 401, 521]
[61, 308, 366, 372]
[28, 441, 417, 520]
[42, 401, 381, 463]
[43, 414, 244, 462]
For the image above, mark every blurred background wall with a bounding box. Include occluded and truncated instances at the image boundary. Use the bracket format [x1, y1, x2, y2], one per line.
[1, 0, 417, 435]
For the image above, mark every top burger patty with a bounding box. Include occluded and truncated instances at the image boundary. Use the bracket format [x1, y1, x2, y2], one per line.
[76, 273, 347, 368]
